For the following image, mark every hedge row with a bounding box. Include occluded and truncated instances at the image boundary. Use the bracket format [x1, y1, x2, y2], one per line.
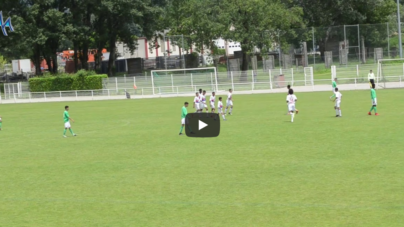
[29, 70, 108, 92]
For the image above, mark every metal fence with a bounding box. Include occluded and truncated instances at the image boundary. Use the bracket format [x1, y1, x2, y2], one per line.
[101, 63, 404, 94]
[256, 22, 404, 70]
[1, 75, 404, 104]
[2, 62, 404, 103]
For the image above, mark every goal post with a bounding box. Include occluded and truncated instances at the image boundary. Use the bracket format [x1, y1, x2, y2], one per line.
[3, 82, 22, 99]
[151, 67, 217, 95]
[376, 58, 404, 88]
[331, 65, 336, 80]
[304, 67, 314, 86]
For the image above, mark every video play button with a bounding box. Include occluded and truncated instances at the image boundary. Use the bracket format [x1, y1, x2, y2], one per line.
[185, 113, 220, 138]
[199, 120, 208, 130]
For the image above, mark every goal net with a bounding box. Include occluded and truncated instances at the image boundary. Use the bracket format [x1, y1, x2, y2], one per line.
[151, 67, 217, 95]
[377, 59, 404, 88]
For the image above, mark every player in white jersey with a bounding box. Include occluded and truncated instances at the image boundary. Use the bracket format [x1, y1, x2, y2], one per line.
[198, 88, 203, 112]
[217, 97, 226, 120]
[225, 89, 233, 115]
[332, 87, 342, 117]
[193, 92, 200, 113]
[286, 85, 299, 115]
[286, 89, 297, 122]
[210, 92, 216, 113]
[201, 90, 209, 113]
[286, 85, 291, 115]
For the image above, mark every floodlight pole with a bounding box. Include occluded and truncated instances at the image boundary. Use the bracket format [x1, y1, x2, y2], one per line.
[181, 34, 185, 69]
[277, 31, 281, 68]
[312, 27, 315, 65]
[398, 0, 403, 58]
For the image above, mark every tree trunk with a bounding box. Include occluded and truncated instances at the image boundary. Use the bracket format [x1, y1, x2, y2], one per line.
[94, 46, 103, 73]
[81, 42, 89, 70]
[52, 53, 58, 74]
[73, 41, 79, 73]
[319, 40, 325, 61]
[82, 5, 92, 71]
[240, 51, 249, 81]
[43, 54, 52, 73]
[107, 36, 116, 77]
[34, 45, 42, 75]
[319, 27, 333, 61]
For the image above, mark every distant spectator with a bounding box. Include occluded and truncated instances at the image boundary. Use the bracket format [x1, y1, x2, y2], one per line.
[368, 70, 375, 87]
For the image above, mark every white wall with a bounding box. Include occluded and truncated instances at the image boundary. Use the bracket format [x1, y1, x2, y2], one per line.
[12, 59, 32, 73]
[116, 37, 199, 59]
[116, 37, 248, 59]
[213, 38, 242, 55]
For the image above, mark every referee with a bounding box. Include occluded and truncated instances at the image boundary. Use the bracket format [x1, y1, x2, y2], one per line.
[368, 70, 375, 87]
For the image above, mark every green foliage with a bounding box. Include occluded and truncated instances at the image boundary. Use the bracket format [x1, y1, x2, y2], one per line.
[389, 35, 404, 49]
[166, 0, 224, 52]
[0, 55, 8, 66]
[29, 70, 107, 92]
[292, 0, 396, 27]
[0, 0, 164, 75]
[0, 0, 399, 76]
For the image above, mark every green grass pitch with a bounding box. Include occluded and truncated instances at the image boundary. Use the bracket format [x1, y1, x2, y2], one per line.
[0, 89, 403, 226]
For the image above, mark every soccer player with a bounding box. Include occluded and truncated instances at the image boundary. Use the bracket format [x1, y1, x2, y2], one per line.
[286, 89, 297, 122]
[286, 85, 299, 114]
[217, 97, 226, 120]
[332, 88, 342, 117]
[369, 83, 379, 116]
[179, 102, 193, 135]
[193, 92, 200, 113]
[198, 88, 203, 112]
[330, 78, 337, 98]
[210, 91, 216, 113]
[63, 106, 76, 137]
[368, 70, 375, 87]
[0, 115, 2, 131]
[225, 89, 233, 115]
[286, 85, 291, 115]
[202, 90, 209, 114]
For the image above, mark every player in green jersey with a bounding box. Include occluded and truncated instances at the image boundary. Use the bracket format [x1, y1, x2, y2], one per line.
[179, 102, 194, 135]
[63, 106, 77, 137]
[368, 84, 379, 116]
[330, 78, 337, 99]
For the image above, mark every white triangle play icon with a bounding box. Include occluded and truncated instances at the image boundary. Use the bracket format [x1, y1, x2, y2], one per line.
[198, 120, 208, 130]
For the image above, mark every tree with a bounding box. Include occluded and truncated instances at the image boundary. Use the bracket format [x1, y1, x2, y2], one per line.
[65, 0, 98, 71]
[164, 0, 225, 68]
[166, 0, 224, 53]
[90, 0, 165, 76]
[0, 0, 71, 75]
[41, 5, 72, 74]
[222, 0, 303, 75]
[293, 0, 395, 27]
[291, 0, 396, 59]
[0, 0, 166, 77]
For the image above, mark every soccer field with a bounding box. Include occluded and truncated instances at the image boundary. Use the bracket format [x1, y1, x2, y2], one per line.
[1, 89, 403, 226]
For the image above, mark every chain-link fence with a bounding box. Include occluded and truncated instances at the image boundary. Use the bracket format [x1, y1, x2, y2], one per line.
[242, 22, 404, 72]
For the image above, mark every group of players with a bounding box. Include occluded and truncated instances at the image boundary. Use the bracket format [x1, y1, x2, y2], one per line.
[193, 88, 233, 119]
[329, 70, 379, 119]
[287, 70, 380, 124]
[179, 88, 234, 135]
